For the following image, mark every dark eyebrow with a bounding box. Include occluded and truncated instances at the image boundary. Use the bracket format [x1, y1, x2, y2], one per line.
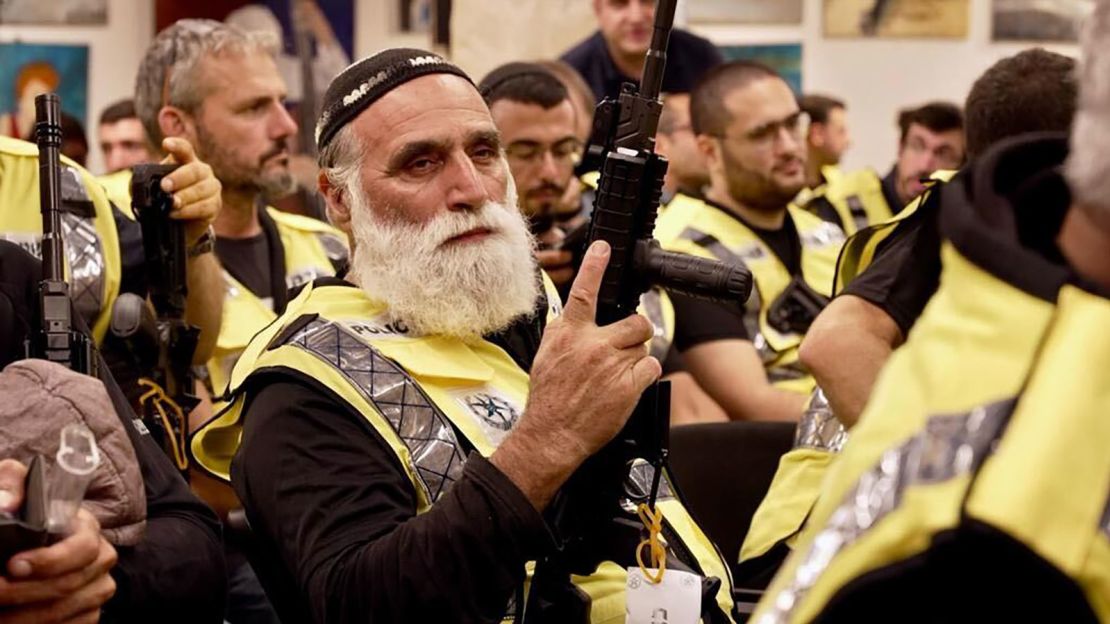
[387, 138, 450, 171]
[466, 129, 502, 152]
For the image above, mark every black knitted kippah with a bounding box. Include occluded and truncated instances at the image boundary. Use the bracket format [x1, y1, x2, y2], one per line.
[315, 48, 472, 151]
[477, 62, 557, 100]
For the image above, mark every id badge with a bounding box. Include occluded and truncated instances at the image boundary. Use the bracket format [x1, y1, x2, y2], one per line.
[625, 567, 701, 624]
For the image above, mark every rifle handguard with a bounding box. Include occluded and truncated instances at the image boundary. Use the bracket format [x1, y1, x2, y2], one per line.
[637, 240, 752, 306]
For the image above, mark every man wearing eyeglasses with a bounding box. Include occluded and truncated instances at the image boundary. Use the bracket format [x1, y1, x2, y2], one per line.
[805, 101, 964, 235]
[480, 63, 583, 289]
[655, 60, 845, 422]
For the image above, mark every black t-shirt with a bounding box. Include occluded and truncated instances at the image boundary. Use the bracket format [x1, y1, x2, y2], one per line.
[670, 207, 801, 351]
[216, 234, 273, 307]
[839, 175, 948, 337]
[560, 30, 723, 101]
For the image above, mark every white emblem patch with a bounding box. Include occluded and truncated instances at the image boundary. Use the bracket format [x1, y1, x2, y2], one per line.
[453, 387, 523, 446]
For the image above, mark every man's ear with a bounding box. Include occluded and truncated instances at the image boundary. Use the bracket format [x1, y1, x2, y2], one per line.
[808, 122, 825, 148]
[696, 133, 720, 168]
[157, 105, 193, 143]
[319, 171, 352, 233]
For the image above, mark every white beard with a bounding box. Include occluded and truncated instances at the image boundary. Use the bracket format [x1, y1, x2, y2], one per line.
[346, 177, 541, 340]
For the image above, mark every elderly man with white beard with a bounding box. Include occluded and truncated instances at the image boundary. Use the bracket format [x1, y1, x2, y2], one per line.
[191, 49, 737, 624]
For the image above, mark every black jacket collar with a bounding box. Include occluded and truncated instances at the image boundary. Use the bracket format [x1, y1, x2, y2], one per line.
[940, 133, 1073, 303]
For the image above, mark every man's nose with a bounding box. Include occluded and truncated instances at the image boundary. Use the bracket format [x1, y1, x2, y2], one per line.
[445, 153, 491, 212]
[270, 103, 298, 140]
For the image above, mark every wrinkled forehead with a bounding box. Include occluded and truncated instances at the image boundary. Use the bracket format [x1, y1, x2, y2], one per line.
[352, 74, 499, 156]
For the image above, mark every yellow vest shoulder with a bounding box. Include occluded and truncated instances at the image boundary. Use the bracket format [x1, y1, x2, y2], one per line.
[266, 206, 344, 236]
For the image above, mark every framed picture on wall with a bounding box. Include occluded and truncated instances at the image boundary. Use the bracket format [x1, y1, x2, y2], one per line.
[824, 0, 969, 39]
[0, 43, 89, 139]
[992, 0, 1094, 42]
[688, 0, 802, 24]
[719, 44, 803, 94]
[0, 0, 106, 24]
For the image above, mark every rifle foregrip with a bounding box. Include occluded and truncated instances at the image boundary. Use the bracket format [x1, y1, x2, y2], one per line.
[641, 243, 753, 305]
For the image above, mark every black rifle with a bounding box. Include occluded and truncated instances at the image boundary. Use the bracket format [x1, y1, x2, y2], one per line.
[24, 93, 96, 375]
[125, 164, 200, 471]
[526, 1, 752, 621]
[4, 93, 91, 564]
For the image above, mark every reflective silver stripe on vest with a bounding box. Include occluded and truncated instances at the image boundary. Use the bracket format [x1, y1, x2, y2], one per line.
[679, 227, 773, 364]
[625, 459, 675, 504]
[757, 397, 1015, 624]
[845, 196, 870, 233]
[316, 231, 349, 269]
[61, 212, 105, 326]
[285, 318, 467, 504]
[794, 388, 847, 453]
[641, 290, 670, 362]
[799, 221, 846, 250]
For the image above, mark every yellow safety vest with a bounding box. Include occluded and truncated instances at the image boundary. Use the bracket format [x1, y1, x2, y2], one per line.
[738, 388, 845, 568]
[832, 170, 954, 293]
[193, 280, 735, 623]
[206, 207, 348, 396]
[656, 197, 845, 394]
[754, 244, 1110, 622]
[96, 169, 136, 219]
[793, 166, 844, 209]
[738, 172, 959, 570]
[801, 168, 895, 236]
[0, 136, 122, 343]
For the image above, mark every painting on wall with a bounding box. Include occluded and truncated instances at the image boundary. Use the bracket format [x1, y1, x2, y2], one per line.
[0, 43, 89, 140]
[992, 0, 1094, 42]
[719, 44, 803, 94]
[688, 0, 802, 24]
[0, 0, 107, 24]
[824, 0, 969, 38]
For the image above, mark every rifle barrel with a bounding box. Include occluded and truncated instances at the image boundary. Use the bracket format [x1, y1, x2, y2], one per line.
[34, 94, 65, 283]
[640, 0, 677, 101]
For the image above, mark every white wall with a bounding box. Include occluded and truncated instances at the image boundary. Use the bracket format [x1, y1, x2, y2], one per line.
[0, 0, 154, 174]
[688, 0, 1079, 171]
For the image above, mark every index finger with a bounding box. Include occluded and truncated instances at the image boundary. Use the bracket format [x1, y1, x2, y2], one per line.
[160, 137, 197, 166]
[560, 240, 609, 325]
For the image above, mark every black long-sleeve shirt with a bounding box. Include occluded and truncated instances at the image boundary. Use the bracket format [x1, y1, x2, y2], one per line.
[231, 374, 552, 624]
[0, 240, 227, 623]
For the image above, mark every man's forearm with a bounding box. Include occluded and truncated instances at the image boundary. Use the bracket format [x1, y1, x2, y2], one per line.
[804, 331, 892, 428]
[799, 295, 902, 428]
[185, 253, 224, 364]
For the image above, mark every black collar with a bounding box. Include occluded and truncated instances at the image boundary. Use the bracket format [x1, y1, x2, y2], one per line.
[256, 204, 291, 313]
[940, 133, 1073, 303]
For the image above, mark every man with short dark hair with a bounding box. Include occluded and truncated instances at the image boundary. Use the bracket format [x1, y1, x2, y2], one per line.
[479, 62, 581, 285]
[806, 101, 964, 235]
[561, 0, 722, 102]
[656, 92, 708, 202]
[802, 49, 1077, 427]
[755, 9, 1110, 618]
[655, 60, 845, 423]
[97, 99, 153, 174]
[738, 46, 1081, 599]
[798, 94, 850, 191]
